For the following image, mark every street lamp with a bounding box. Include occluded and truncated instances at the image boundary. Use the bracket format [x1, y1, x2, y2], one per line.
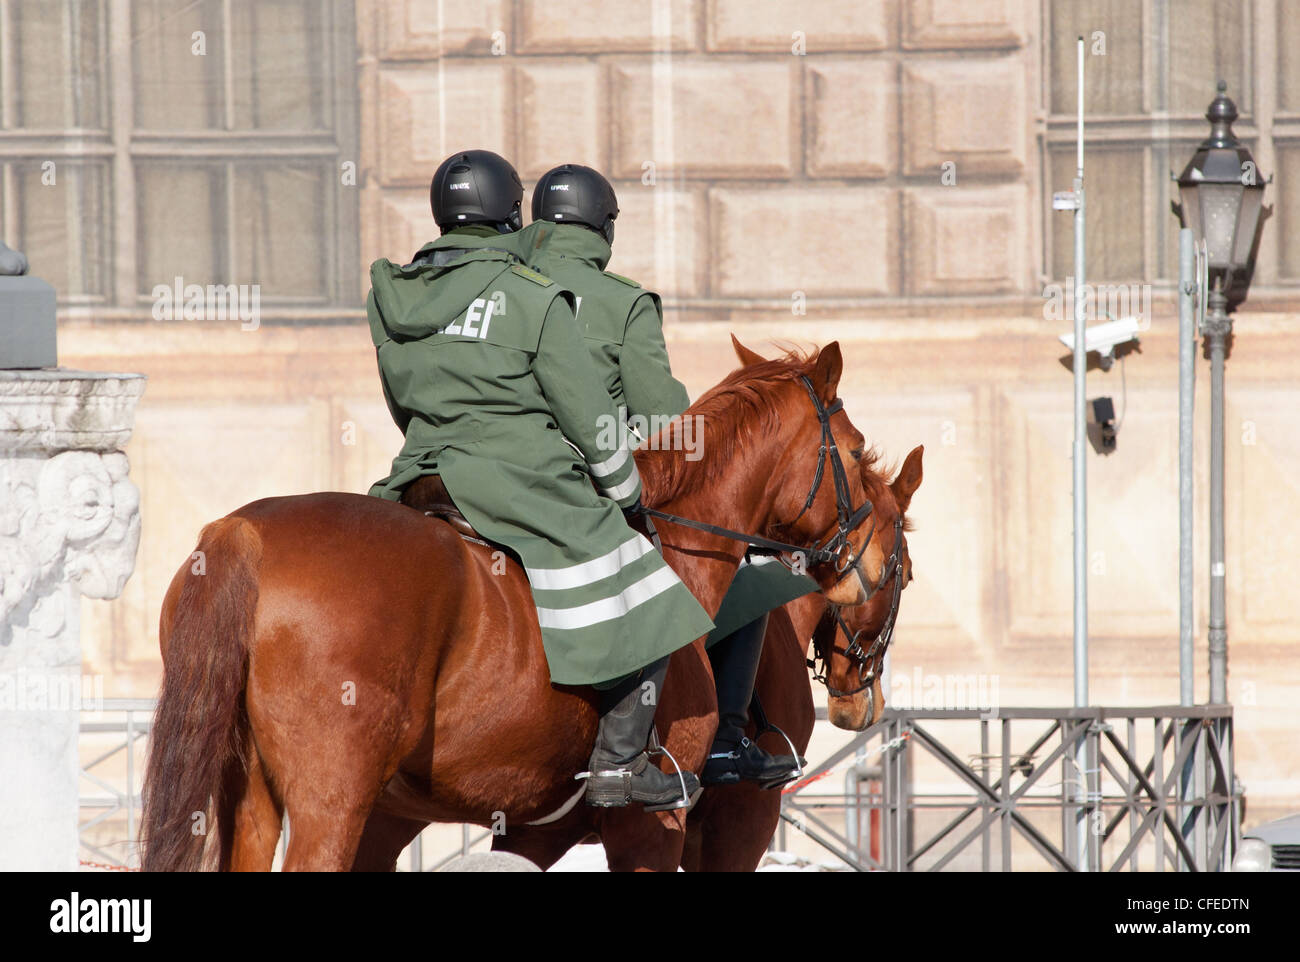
[1171, 81, 1268, 705]
[1173, 81, 1267, 311]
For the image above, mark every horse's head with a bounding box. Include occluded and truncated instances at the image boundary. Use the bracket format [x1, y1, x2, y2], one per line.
[726, 336, 879, 606]
[819, 444, 924, 731]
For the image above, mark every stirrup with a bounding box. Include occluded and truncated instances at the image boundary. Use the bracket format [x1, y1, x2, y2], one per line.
[645, 727, 702, 813]
[753, 727, 806, 790]
[749, 693, 806, 789]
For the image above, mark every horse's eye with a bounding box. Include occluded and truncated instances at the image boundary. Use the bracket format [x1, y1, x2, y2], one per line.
[850, 448, 864, 462]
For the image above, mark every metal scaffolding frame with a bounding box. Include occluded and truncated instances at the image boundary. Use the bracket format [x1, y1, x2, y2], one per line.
[78, 698, 153, 869]
[779, 705, 1239, 872]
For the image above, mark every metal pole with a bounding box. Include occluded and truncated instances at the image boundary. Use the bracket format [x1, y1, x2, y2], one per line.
[1178, 229, 1196, 706]
[1071, 35, 1090, 871]
[126, 707, 136, 866]
[1205, 286, 1230, 704]
[1177, 231, 1198, 870]
[980, 719, 990, 873]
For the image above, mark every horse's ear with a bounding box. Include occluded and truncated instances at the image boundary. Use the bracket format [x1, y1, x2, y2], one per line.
[891, 444, 924, 513]
[810, 341, 843, 402]
[731, 334, 767, 367]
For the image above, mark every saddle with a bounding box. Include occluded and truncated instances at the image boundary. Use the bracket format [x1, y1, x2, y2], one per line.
[400, 475, 483, 542]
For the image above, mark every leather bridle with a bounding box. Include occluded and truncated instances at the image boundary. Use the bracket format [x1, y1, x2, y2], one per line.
[635, 374, 875, 578]
[809, 515, 905, 702]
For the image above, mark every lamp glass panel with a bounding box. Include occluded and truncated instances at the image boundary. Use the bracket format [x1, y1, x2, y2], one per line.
[1231, 187, 1263, 269]
[1177, 182, 1203, 239]
[1197, 182, 1243, 270]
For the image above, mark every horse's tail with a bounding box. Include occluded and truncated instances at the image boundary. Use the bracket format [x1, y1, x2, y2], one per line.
[141, 515, 262, 872]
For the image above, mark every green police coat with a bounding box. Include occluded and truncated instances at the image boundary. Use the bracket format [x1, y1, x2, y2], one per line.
[366, 228, 714, 686]
[526, 223, 689, 420]
[523, 224, 817, 645]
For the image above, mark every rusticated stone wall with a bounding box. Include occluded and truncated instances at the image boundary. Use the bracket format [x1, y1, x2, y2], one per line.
[357, 0, 1038, 313]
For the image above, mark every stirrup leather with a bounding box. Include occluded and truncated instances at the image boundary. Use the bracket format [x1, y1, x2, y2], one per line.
[749, 692, 806, 788]
[709, 735, 754, 761]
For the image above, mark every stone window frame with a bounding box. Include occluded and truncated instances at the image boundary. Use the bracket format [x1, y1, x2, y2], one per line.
[0, 0, 361, 319]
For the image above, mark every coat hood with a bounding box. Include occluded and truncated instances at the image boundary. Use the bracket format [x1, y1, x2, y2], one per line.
[368, 233, 527, 343]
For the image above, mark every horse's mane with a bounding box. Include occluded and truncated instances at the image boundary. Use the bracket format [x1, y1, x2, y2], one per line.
[637, 345, 915, 530]
[637, 346, 821, 507]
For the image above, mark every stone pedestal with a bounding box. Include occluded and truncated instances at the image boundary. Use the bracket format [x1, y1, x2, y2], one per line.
[0, 370, 145, 870]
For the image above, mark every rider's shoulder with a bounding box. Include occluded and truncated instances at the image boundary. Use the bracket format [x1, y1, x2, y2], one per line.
[602, 270, 642, 289]
[509, 264, 556, 287]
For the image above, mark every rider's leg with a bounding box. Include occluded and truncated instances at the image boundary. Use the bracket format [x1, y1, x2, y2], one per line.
[702, 613, 802, 787]
[584, 656, 701, 809]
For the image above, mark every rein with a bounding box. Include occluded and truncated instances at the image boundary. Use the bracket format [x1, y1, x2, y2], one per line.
[635, 374, 875, 571]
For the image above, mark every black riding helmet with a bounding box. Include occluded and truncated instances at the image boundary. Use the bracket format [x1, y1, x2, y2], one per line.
[531, 164, 619, 245]
[430, 149, 523, 233]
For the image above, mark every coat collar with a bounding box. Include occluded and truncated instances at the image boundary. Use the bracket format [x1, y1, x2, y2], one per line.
[537, 223, 612, 271]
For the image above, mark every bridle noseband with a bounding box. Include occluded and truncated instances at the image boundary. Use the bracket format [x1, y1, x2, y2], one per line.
[809, 514, 906, 702]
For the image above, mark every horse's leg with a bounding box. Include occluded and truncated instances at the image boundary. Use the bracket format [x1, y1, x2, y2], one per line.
[492, 809, 593, 870]
[599, 641, 716, 872]
[685, 603, 820, 872]
[224, 745, 283, 872]
[352, 810, 430, 872]
[256, 667, 414, 872]
[679, 800, 706, 872]
[599, 807, 690, 872]
[280, 783, 382, 872]
[694, 784, 782, 871]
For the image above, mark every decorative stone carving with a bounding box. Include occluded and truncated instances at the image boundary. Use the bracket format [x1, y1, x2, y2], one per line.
[1, 451, 141, 648]
[0, 369, 144, 871]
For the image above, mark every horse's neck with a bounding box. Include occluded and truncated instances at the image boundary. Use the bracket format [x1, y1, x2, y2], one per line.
[636, 446, 770, 620]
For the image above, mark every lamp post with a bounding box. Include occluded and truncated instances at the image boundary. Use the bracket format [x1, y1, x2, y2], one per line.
[1172, 81, 1267, 705]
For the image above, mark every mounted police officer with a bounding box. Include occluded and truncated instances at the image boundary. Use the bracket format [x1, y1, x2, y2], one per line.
[367, 149, 715, 811]
[528, 163, 812, 790]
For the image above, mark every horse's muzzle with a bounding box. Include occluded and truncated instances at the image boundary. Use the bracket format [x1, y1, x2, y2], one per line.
[827, 676, 885, 731]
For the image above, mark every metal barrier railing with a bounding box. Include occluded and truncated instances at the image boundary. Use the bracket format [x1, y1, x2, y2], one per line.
[79, 698, 154, 870]
[81, 701, 1239, 872]
[778, 705, 1240, 872]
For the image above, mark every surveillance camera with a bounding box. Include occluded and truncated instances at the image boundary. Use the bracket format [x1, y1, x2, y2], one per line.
[1058, 316, 1142, 370]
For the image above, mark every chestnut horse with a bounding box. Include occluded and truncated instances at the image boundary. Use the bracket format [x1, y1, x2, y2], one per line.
[680, 445, 923, 872]
[484, 446, 922, 872]
[141, 339, 891, 872]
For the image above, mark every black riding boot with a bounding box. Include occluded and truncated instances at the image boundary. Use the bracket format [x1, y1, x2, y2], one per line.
[584, 657, 701, 811]
[702, 613, 804, 788]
